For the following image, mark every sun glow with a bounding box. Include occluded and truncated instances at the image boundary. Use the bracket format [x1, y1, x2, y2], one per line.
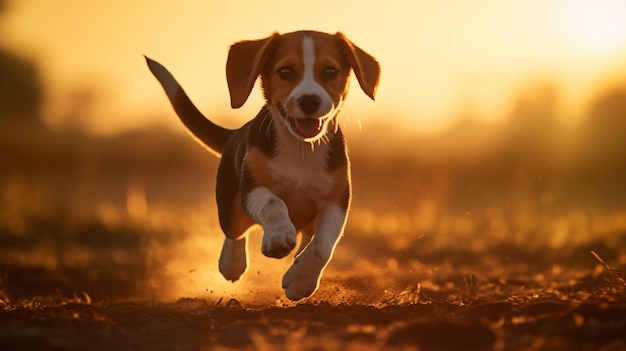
[2, 0, 626, 135]
[559, 0, 626, 56]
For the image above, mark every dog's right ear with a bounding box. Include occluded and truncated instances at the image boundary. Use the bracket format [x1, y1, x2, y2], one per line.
[226, 33, 278, 109]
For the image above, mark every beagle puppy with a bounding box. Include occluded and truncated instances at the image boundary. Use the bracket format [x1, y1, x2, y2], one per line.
[146, 30, 380, 301]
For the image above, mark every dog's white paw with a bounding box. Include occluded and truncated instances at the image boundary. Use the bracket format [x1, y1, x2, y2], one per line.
[281, 257, 322, 301]
[261, 223, 297, 258]
[218, 237, 248, 282]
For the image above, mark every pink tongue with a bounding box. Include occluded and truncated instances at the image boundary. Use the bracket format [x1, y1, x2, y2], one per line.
[295, 118, 322, 138]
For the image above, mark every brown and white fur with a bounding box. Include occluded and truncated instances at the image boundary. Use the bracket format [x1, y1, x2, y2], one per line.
[146, 30, 380, 301]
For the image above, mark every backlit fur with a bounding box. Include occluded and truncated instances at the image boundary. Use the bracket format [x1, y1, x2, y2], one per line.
[146, 30, 380, 301]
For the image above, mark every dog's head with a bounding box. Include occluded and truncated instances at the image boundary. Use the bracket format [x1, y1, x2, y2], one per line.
[226, 30, 380, 142]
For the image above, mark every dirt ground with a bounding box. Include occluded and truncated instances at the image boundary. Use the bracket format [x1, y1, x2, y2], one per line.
[2, 271, 626, 351]
[1, 209, 625, 350]
[2, 292, 625, 351]
[1, 120, 626, 350]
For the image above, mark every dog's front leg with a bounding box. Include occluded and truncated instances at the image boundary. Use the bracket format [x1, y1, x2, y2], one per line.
[245, 187, 297, 258]
[282, 203, 346, 301]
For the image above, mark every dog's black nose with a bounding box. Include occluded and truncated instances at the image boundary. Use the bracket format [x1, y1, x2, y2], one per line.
[297, 95, 321, 114]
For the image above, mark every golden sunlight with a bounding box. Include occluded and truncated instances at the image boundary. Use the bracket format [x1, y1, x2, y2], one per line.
[558, 0, 626, 56]
[1, 0, 626, 135]
[3, 3, 626, 347]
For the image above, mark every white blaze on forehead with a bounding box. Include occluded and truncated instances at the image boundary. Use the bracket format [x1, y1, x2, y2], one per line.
[287, 35, 333, 117]
[302, 36, 316, 83]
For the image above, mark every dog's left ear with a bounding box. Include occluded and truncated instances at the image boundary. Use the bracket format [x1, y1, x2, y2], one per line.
[336, 32, 381, 100]
[226, 33, 279, 108]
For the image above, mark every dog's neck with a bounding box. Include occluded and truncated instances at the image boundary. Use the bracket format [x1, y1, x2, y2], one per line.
[264, 105, 343, 191]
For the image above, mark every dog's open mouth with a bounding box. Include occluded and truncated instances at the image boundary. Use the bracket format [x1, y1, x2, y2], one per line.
[277, 104, 328, 140]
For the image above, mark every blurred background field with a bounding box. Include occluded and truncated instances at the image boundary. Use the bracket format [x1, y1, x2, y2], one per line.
[0, 2, 626, 303]
[1, 0, 626, 315]
[2, 50, 626, 305]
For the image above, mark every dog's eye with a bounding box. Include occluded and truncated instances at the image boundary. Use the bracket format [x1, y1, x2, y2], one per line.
[322, 66, 338, 80]
[278, 66, 294, 80]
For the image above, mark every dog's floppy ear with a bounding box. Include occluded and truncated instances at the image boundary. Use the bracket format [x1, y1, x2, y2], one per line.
[226, 33, 278, 109]
[336, 32, 381, 101]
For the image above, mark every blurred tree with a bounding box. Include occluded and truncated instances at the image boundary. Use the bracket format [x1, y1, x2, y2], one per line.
[582, 87, 626, 161]
[565, 86, 626, 206]
[0, 0, 46, 133]
[579, 87, 626, 171]
[494, 84, 561, 205]
[0, 48, 45, 131]
[503, 84, 560, 158]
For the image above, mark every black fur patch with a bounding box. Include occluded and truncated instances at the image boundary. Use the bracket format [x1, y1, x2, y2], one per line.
[325, 128, 348, 172]
[246, 106, 276, 158]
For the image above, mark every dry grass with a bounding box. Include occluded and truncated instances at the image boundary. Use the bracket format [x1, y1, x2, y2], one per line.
[2, 100, 626, 349]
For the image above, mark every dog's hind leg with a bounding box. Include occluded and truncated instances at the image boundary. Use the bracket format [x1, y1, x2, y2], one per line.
[218, 217, 254, 282]
[219, 234, 249, 282]
[217, 189, 255, 282]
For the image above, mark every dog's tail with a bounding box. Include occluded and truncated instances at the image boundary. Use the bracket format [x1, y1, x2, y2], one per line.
[145, 56, 234, 156]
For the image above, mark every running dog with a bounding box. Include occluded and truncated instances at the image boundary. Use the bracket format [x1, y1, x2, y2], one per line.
[146, 30, 380, 300]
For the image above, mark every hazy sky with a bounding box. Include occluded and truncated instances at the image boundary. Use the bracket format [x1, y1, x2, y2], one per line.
[2, 0, 626, 135]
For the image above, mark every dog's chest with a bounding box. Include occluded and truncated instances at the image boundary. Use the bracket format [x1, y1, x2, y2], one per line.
[267, 144, 334, 198]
